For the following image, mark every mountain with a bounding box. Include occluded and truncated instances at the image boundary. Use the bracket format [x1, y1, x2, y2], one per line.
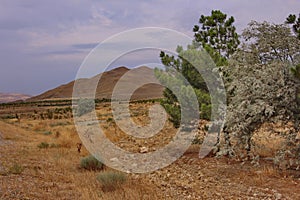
[28, 66, 164, 101]
[0, 93, 31, 103]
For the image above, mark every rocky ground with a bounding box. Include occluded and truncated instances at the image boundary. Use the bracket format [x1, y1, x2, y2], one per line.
[1, 123, 299, 199]
[0, 102, 300, 199]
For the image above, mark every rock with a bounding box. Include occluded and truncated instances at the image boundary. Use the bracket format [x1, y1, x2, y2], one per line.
[275, 193, 282, 200]
[161, 181, 168, 187]
[140, 146, 149, 153]
[295, 132, 300, 140]
[110, 157, 119, 162]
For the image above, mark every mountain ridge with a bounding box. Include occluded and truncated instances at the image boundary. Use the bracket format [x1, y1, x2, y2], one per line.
[0, 93, 32, 103]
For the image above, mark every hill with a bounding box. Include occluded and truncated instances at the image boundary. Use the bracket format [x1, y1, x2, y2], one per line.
[28, 66, 164, 101]
[0, 93, 31, 103]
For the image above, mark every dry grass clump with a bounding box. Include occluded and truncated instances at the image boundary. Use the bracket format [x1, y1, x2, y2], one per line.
[97, 171, 127, 192]
[80, 155, 104, 171]
[56, 127, 80, 148]
[9, 163, 24, 175]
[251, 122, 288, 158]
[251, 165, 280, 185]
[37, 142, 60, 149]
[32, 121, 48, 132]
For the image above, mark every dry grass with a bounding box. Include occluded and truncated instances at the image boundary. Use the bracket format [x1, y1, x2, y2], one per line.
[8, 163, 24, 175]
[252, 165, 280, 185]
[0, 115, 162, 199]
[97, 170, 126, 192]
[56, 128, 79, 148]
[1, 102, 300, 199]
[32, 121, 48, 132]
[251, 122, 294, 158]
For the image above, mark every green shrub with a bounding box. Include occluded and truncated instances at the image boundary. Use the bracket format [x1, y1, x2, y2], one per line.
[106, 117, 113, 123]
[160, 101, 181, 128]
[46, 109, 53, 119]
[0, 114, 15, 119]
[43, 131, 52, 135]
[97, 171, 127, 192]
[80, 155, 104, 171]
[38, 142, 49, 149]
[9, 163, 24, 175]
[37, 142, 59, 149]
[50, 143, 60, 148]
[75, 98, 94, 117]
[200, 104, 211, 120]
[50, 121, 70, 127]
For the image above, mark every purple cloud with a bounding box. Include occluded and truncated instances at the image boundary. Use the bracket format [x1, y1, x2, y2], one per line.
[0, 0, 299, 95]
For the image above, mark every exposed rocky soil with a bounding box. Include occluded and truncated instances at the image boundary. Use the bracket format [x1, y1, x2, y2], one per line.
[1, 121, 300, 200]
[1, 102, 300, 199]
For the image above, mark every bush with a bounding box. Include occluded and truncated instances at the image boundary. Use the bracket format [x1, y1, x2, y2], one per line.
[200, 104, 211, 120]
[75, 98, 94, 117]
[50, 143, 61, 148]
[38, 142, 50, 149]
[9, 163, 24, 175]
[43, 131, 52, 135]
[80, 155, 104, 171]
[37, 142, 60, 149]
[97, 171, 127, 192]
[106, 117, 113, 123]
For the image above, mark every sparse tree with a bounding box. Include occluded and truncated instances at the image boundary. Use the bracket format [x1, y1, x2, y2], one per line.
[158, 10, 237, 128]
[193, 10, 240, 63]
[157, 46, 212, 128]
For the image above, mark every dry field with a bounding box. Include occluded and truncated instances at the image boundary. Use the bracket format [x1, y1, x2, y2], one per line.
[0, 100, 299, 199]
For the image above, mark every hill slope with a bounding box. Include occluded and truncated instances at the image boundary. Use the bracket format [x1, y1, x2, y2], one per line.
[29, 66, 164, 101]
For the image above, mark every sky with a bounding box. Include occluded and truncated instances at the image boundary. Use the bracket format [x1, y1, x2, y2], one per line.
[0, 0, 299, 95]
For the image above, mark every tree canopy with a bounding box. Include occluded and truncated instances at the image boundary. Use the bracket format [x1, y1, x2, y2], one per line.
[193, 10, 240, 63]
[157, 10, 300, 169]
[158, 10, 239, 128]
[241, 21, 300, 65]
[286, 13, 300, 39]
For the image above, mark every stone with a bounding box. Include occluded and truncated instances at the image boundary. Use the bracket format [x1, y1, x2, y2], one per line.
[295, 132, 300, 140]
[140, 146, 149, 153]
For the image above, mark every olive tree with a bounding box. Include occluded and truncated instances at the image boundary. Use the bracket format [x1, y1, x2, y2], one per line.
[220, 59, 300, 158]
[241, 21, 300, 65]
[218, 21, 300, 166]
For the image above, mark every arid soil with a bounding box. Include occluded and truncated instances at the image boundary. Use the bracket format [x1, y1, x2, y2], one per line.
[0, 102, 299, 200]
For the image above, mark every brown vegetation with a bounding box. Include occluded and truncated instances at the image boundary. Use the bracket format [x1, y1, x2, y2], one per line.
[0, 100, 299, 199]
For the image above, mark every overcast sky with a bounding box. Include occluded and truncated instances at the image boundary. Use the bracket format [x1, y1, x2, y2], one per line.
[0, 0, 299, 95]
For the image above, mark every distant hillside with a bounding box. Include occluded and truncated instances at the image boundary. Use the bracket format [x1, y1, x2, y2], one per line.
[0, 93, 31, 103]
[28, 66, 164, 101]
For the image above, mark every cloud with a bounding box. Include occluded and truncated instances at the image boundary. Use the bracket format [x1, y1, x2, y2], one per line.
[44, 49, 84, 55]
[1, 0, 300, 95]
[72, 43, 99, 50]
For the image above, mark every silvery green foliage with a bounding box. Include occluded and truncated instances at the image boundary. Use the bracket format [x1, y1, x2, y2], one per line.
[216, 21, 300, 168]
[220, 59, 300, 160]
[242, 21, 300, 65]
[274, 145, 300, 170]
